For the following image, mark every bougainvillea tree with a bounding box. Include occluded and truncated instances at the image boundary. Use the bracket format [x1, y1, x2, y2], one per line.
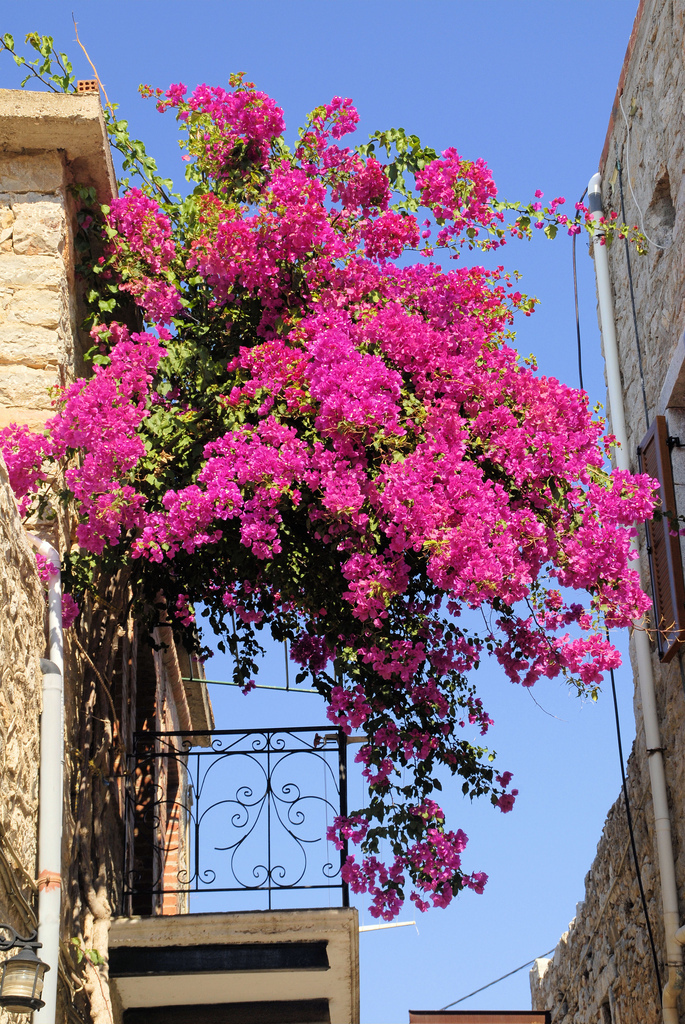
[1, 35, 654, 920]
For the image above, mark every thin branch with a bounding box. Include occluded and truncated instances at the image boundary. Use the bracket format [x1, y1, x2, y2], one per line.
[0, 42, 59, 92]
[526, 686, 567, 722]
[71, 633, 118, 729]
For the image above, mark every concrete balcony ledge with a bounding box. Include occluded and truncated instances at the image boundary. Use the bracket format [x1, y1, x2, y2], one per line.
[109, 907, 359, 1024]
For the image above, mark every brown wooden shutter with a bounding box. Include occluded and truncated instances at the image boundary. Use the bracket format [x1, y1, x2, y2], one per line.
[638, 415, 685, 661]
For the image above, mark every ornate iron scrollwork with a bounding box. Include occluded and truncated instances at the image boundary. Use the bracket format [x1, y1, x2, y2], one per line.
[124, 726, 349, 911]
[0, 926, 39, 952]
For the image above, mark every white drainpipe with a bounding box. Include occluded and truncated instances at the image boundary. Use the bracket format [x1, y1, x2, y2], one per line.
[27, 535, 63, 1024]
[588, 172, 683, 1022]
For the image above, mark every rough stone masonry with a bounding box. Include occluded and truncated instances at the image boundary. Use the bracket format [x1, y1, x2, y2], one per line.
[0, 88, 115, 429]
[0, 451, 44, 1008]
[0, 88, 115, 1021]
[531, 1, 685, 1022]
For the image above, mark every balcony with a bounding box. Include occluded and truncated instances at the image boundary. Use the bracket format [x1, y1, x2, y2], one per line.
[109, 726, 359, 1024]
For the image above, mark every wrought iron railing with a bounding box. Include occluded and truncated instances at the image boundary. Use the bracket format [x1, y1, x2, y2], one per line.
[123, 727, 349, 913]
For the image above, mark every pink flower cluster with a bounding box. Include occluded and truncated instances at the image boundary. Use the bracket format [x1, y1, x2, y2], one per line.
[0, 424, 51, 514]
[339, 824, 488, 920]
[48, 324, 167, 554]
[416, 148, 501, 249]
[2, 79, 658, 921]
[108, 189, 176, 273]
[34, 550, 57, 586]
[159, 78, 285, 177]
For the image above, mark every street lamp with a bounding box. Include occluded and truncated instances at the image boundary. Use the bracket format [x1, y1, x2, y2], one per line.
[0, 926, 50, 1014]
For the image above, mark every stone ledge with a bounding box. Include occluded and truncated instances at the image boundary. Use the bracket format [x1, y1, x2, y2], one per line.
[0, 89, 116, 201]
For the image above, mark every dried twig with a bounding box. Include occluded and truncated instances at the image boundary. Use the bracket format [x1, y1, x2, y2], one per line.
[71, 15, 115, 118]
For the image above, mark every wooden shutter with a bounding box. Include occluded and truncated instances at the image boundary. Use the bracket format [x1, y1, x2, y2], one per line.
[638, 415, 685, 661]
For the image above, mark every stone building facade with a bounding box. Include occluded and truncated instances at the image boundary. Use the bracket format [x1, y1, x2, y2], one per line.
[531, 1, 685, 1021]
[0, 89, 115, 430]
[0, 452, 44, 1001]
[0, 87, 359, 1024]
[0, 87, 117, 1024]
[0, 89, 214, 1023]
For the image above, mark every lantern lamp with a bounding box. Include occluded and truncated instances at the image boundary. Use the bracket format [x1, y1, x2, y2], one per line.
[0, 927, 50, 1015]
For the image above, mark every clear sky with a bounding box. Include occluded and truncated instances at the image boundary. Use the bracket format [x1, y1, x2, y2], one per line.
[2, 3, 642, 1021]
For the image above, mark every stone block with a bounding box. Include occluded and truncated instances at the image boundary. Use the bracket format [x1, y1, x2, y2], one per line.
[0, 363, 57, 408]
[0, 322, 61, 368]
[4, 288, 62, 330]
[0, 253, 64, 290]
[0, 151, 64, 194]
[0, 205, 13, 252]
[0, 406, 51, 429]
[12, 199, 66, 255]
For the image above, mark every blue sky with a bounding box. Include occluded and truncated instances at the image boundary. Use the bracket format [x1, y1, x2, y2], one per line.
[2, 3, 642, 1021]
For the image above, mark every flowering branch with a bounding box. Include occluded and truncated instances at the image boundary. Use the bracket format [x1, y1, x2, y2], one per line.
[0, 42, 656, 919]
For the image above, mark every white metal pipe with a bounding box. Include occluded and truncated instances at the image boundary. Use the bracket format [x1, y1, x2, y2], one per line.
[358, 921, 417, 932]
[27, 535, 63, 1024]
[589, 172, 683, 1023]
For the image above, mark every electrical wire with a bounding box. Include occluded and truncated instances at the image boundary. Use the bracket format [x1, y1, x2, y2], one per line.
[618, 94, 667, 252]
[608, 652, 663, 999]
[617, 156, 650, 430]
[573, 237, 663, 991]
[438, 948, 555, 1010]
[574, 227, 663, 999]
[572, 188, 588, 392]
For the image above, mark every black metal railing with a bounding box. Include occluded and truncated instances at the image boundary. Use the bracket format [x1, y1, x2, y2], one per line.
[123, 726, 349, 913]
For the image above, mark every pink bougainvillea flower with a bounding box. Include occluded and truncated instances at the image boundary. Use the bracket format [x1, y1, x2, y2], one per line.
[0, 77, 654, 922]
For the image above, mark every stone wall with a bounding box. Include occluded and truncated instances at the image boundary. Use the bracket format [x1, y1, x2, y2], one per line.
[530, 750, 665, 1024]
[0, 149, 80, 428]
[0, 89, 115, 429]
[0, 453, 45, 1017]
[531, 1, 685, 1021]
[0, 90, 218, 1024]
[0, 89, 117, 1023]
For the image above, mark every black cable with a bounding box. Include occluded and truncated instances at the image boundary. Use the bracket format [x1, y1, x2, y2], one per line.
[608, 652, 663, 999]
[439, 178, 663, 1018]
[572, 187, 588, 391]
[617, 157, 650, 430]
[575, 233, 662, 999]
[438, 948, 556, 1011]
